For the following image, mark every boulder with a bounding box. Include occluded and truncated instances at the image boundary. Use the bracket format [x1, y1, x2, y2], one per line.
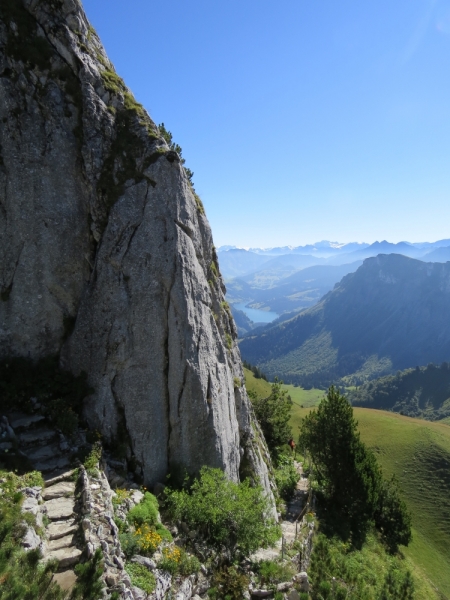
[22, 526, 41, 550]
[131, 555, 157, 571]
[175, 577, 192, 600]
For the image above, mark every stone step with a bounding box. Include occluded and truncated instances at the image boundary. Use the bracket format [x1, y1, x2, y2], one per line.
[42, 480, 75, 501]
[53, 570, 77, 592]
[47, 519, 78, 540]
[44, 497, 76, 521]
[45, 547, 82, 569]
[27, 443, 61, 462]
[19, 428, 57, 446]
[48, 533, 76, 551]
[34, 455, 71, 474]
[9, 414, 45, 431]
[45, 469, 76, 485]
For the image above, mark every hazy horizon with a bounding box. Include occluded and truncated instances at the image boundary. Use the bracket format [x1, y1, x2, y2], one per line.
[218, 237, 450, 250]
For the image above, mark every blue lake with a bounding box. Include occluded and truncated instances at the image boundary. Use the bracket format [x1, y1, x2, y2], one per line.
[234, 303, 279, 324]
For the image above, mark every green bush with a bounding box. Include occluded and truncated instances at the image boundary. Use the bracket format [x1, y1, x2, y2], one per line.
[158, 123, 195, 186]
[120, 526, 169, 558]
[127, 492, 159, 527]
[155, 523, 172, 543]
[119, 532, 139, 558]
[274, 454, 300, 500]
[208, 565, 250, 600]
[165, 466, 280, 557]
[257, 559, 295, 588]
[309, 533, 415, 600]
[125, 562, 156, 594]
[158, 546, 200, 576]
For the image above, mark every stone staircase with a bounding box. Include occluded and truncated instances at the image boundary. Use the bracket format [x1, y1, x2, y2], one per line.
[42, 470, 82, 590]
[4, 410, 84, 592]
[2, 409, 139, 598]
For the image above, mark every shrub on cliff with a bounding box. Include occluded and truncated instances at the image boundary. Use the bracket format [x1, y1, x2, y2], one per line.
[165, 466, 280, 557]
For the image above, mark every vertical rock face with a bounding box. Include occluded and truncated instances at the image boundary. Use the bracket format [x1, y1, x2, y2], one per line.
[0, 0, 276, 508]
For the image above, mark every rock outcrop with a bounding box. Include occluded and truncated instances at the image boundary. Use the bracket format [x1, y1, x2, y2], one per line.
[0, 0, 275, 508]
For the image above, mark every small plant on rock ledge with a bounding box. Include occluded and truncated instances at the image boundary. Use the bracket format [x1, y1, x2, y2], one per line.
[225, 333, 233, 351]
[125, 562, 156, 595]
[158, 546, 201, 576]
[83, 441, 102, 476]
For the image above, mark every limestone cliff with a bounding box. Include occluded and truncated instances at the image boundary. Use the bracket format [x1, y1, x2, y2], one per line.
[0, 0, 276, 508]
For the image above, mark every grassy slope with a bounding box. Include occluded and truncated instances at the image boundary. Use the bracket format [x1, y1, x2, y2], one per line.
[244, 367, 325, 407]
[244, 368, 272, 397]
[283, 383, 325, 407]
[290, 403, 450, 599]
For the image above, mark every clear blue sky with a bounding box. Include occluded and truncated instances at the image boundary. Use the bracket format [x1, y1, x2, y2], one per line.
[82, 0, 450, 248]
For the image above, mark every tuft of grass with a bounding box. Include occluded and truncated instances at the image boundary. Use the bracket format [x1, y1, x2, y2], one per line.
[101, 69, 126, 95]
[84, 442, 102, 471]
[210, 261, 218, 279]
[193, 192, 205, 215]
[225, 333, 233, 351]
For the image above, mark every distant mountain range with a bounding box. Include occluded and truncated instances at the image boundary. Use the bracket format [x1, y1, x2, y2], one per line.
[219, 239, 450, 322]
[219, 240, 369, 258]
[218, 239, 450, 279]
[238, 254, 450, 388]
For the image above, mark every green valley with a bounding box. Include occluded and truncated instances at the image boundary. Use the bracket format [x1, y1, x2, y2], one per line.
[240, 255, 450, 389]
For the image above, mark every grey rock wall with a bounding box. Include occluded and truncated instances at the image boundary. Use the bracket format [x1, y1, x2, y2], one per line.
[0, 0, 276, 512]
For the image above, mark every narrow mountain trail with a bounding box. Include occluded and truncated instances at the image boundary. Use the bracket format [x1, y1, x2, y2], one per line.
[251, 460, 311, 562]
[5, 410, 85, 592]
